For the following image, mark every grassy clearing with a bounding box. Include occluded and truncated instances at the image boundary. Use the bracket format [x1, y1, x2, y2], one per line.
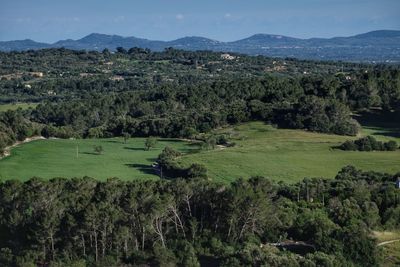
[373, 231, 400, 266]
[0, 120, 399, 183]
[0, 103, 38, 112]
[381, 242, 400, 267]
[373, 231, 400, 243]
[179, 121, 400, 183]
[0, 137, 197, 181]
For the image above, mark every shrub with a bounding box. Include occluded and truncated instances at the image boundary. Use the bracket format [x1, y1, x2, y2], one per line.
[340, 140, 357, 151]
[187, 163, 208, 178]
[340, 136, 398, 151]
[384, 140, 398, 151]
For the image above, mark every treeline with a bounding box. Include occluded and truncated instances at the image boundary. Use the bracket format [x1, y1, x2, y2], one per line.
[340, 136, 398, 151]
[0, 166, 398, 266]
[29, 76, 360, 139]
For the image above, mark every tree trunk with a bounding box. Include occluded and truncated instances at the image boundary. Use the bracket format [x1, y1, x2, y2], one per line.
[124, 237, 128, 255]
[141, 227, 145, 251]
[81, 234, 86, 257]
[154, 217, 166, 248]
[185, 194, 192, 217]
[94, 231, 98, 262]
[50, 232, 55, 260]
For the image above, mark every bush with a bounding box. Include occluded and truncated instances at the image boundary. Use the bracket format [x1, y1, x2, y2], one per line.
[187, 163, 208, 178]
[340, 136, 398, 151]
[340, 140, 357, 151]
[384, 140, 398, 151]
[93, 145, 103, 155]
[355, 136, 373, 151]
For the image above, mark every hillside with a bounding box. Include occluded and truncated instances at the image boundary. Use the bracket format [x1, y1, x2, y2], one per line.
[1, 30, 400, 62]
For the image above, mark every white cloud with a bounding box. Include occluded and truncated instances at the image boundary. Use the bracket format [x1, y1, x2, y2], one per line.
[176, 14, 184, 20]
[224, 13, 232, 19]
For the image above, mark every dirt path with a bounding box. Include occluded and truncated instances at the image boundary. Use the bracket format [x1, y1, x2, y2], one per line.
[377, 239, 400, 246]
[0, 136, 45, 159]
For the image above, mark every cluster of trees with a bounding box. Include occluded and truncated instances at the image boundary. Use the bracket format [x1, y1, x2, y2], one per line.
[0, 166, 398, 266]
[279, 95, 360, 135]
[340, 136, 398, 151]
[0, 109, 39, 155]
[157, 147, 208, 179]
[26, 75, 361, 139]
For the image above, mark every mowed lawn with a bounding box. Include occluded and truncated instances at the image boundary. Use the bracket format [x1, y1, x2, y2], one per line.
[179, 122, 400, 183]
[0, 138, 197, 181]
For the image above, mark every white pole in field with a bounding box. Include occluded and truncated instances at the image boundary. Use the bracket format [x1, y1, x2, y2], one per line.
[76, 145, 79, 158]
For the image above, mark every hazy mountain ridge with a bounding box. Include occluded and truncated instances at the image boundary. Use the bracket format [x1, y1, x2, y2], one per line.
[1, 30, 399, 62]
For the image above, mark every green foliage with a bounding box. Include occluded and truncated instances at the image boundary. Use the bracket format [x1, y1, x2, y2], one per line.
[3, 49, 399, 145]
[340, 135, 398, 151]
[0, 167, 397, 266]
[144, 137, 157, 151]
[187, 163, 208, 179]
[157, 146, 181, 164]
[1, 45, 400, 267]
[93, 145, 103, 155]
[123, 132, 130, 143]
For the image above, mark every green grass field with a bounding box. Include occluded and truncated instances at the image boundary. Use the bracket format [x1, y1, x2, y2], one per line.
[0, 138, 197, 181]
[0, 103, 38, 112]
[0, 121, 399, 182]
[179, 122, 400, 183]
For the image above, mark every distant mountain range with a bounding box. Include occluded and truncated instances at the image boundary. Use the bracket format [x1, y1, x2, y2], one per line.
[1, 30, 399, 62]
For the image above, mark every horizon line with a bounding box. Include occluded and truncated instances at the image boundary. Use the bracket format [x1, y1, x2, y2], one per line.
[1, 29, 400, 44]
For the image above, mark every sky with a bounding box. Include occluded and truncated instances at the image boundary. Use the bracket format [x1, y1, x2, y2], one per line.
[0, 0, 399, 42]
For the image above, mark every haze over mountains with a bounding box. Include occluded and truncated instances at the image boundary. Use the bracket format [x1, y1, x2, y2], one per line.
[1, 30, 399, 62]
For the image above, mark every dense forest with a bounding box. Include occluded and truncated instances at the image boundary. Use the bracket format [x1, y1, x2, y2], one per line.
[0, 167, 399, 266]
[1, 48, 399, 154]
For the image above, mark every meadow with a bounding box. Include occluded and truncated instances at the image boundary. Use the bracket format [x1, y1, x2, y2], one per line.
[0, 137, 197, 181]
[0, 102, 38, 112]
[179, 121, 400, 183]
[0, 121, 399, 183]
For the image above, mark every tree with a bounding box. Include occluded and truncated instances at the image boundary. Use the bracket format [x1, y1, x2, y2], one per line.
[202, 136, 217, 150]
[385, 140, 398, 151]
[187, 163, 207, 179]
[144, 137, 157, 151]
[123, 132, 130, 144]
[116, 47, 127, 54]
[158, 147, 181, 164]
[94, 145, 103, 155]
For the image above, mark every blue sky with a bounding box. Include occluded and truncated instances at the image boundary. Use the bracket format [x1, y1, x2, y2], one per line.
[1, 0, 399, 42]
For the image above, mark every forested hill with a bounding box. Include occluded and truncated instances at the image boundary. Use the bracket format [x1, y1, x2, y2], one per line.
[1, 30, 400, 62]
[0, 48, 399, 154]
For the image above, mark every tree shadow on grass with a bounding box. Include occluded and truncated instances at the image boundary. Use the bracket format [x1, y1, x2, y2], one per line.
[104, 140, 123, 144]
[125, 163, 157, 175]
[372, 131, 400, 138]
[158, 138, 183, 143]
[81, 152, 101, 155]
[355, 110, 400, 138]
[123, 146, 145, 151]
